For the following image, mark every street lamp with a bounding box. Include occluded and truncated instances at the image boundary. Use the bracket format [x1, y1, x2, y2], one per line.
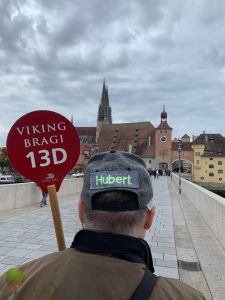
[177, 141, 183, 194]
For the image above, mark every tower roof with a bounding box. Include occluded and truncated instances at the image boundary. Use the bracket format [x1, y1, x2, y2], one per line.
[157, 105, 172, 129]
[97, 79, 112, 124]
[161, 104, 167, 119]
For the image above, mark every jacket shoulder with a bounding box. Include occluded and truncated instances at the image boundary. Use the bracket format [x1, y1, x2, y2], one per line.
[0, 249, 74, 300]
[150, 276, 207, 300]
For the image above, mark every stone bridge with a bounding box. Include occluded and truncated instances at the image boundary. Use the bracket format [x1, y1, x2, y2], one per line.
[0, 176, 224, 300]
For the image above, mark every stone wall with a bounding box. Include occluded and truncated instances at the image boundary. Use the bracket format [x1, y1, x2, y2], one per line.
[172, 173, 225, 250]
[0, 178, 83, 212]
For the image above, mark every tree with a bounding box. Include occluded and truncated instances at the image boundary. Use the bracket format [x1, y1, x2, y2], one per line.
[0, 147, 12, 170]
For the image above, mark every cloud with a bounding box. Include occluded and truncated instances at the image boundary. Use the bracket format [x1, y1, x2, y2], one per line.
[0, 0, 225, 147]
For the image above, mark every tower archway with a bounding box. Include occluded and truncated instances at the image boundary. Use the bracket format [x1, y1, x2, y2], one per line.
[172, 159, 193, 174]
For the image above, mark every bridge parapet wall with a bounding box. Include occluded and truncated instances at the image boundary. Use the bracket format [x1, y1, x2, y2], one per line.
[172, 173, 225, 250]
[0, 178, 83, 212]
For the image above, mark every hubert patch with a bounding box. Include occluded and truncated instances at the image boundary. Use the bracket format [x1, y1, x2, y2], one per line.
[90, 171, 139, 190]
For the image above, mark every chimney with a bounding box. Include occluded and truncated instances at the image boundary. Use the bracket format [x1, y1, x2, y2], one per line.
[128, 144, 132, 153]
[205, 135, 208, 142]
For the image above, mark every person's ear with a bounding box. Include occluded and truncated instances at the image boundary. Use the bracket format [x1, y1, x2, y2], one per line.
[78, 199, 84, 224]
[144, 206, 155, 230]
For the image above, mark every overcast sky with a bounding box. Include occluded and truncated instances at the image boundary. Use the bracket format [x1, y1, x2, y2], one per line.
[0, 0, 225, 146]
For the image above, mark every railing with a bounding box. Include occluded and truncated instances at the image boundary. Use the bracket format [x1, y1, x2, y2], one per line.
[0, 178, 83, 212]
[172, 173, 225, 250]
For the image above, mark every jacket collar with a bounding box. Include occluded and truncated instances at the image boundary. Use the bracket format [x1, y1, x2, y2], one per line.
[71, 229, 154, 273]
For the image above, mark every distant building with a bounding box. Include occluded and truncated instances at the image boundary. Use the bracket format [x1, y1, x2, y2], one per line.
[192, 133, 225, 188]
[74, 80, 112, 171]
[74, 127, 96, 171]
[98, 121, 156, 168]
[96, 79, 112, 142]
[152, 107, 172, 170]
[76, 80, 176, 171]
[75, 81, 198, 172]
[171, 134, 194, 173]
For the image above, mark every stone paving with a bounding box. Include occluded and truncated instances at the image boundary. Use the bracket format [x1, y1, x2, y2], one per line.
[0, 176, 179, 279]
[146, 176, 179, 278]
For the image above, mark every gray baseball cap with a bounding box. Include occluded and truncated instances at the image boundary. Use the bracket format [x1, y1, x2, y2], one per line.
[81, 150, 153, 211]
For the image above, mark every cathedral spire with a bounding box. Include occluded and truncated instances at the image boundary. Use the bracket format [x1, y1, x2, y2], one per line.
[97, 79, 112, 123]
[96, 79, 112, 142]
[71, 114, 74, 125]
[100, 79, 106, 105]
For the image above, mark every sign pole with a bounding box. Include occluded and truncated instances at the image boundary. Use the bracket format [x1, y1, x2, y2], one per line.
[47, 185, 66, 251]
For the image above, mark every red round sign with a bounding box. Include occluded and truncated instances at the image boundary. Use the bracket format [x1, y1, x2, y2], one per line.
[6, 110, 80, 192]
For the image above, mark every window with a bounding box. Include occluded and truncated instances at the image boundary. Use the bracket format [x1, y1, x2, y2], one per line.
[196, 160, 199, 164]
[209, 172, 214, 176]
[195, 152, 200, 156]
[218, 161, 222, 165]
[219, 178, 222, 181]
[205, 170, 207, 173]
[218, 169, 223, 174]
[200, 177, 204, 180]
[209, 164, 214, 168]
[209, 158, 213, 160]
[149, 160, 151, 163]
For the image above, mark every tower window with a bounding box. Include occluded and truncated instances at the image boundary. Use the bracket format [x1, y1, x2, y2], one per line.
[218, 161, 222, 165]
[218, 169, 223, 174]
[209, 172, 214, 177]
[209, 164, 214, 168]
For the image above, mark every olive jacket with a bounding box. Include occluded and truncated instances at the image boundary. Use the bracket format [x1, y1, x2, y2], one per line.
[0, 230, 206, 300]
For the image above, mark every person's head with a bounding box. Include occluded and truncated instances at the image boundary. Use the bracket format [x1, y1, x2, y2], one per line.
[78, 150, 155, 239]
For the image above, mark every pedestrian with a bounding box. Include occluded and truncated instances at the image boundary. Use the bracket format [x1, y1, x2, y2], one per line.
[156, 169, 159, 178]
[0, 150, 206, 299]
[40, 190, 48, 207]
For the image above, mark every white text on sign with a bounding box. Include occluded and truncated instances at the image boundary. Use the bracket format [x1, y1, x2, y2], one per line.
[26, 148, 67, 168]
[16, 122, 66, 148]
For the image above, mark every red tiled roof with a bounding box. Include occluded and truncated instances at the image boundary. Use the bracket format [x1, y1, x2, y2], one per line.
[76, 127, 96, 136]
[182, 134, 190, 138]
[98, 122, 155, 156]
[171, 141, 193, 151]
[157, 121, 172, 130]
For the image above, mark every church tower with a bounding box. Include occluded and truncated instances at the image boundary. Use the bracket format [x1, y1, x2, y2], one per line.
[155, 106, 172, 170]
[96, 80, 112, 142]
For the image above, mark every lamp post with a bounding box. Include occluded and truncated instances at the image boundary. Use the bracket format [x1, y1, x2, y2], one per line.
[177, 141, 182, 194]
